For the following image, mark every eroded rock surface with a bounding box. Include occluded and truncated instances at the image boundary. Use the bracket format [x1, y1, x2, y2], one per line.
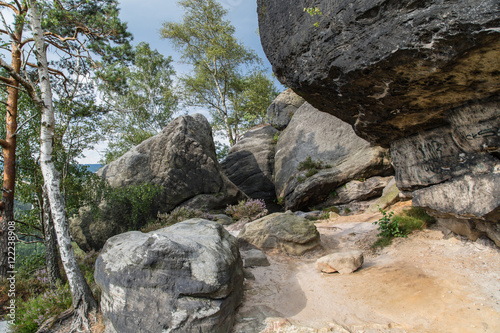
[221, 125, 277, 200]
[239, 212, 321, 256]
[71, 114, 245, 251]
[274, 103, 392, 210]
[258, 0, 500, 244]
[95, 219, 243, 333]
[258, 0, 500, 146]
[266, 88, 305, 130]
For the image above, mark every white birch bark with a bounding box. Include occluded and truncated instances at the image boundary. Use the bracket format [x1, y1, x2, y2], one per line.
[29, 1, 97, 331]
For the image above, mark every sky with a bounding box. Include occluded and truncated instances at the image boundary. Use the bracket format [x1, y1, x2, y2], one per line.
[79, 0, 279, 164]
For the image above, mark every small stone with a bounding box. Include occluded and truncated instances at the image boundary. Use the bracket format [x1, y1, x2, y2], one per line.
[243, 249, 270, 267]
[316, 250, 364, 275]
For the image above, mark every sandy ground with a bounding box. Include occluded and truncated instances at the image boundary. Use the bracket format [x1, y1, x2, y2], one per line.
[234, 204, 500, 333]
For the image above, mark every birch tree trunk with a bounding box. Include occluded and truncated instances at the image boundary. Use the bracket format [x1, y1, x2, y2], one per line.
[42, 186, 61, 285]
[29, 1, 97, 330]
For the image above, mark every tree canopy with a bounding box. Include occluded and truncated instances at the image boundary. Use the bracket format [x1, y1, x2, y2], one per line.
[161, 0, 278, 146]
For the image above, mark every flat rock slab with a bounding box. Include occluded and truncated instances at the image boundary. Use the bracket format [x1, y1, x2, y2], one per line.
[316, 250, 364, 274]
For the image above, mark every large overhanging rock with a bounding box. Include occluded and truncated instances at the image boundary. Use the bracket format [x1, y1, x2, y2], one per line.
[94, 219, 243, 333]
[258, 0, 500, 245]
[257, 0, 500, 146]
[274, 102, 393, 210]
[221, 125, 277, 200]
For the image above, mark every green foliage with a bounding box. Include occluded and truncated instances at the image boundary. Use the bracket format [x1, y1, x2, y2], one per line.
[215, 140, 230, 162]
[10, 246, 99, 333]
[373, 207, 431, 248]
[13, 282, 72, 333]
[225, 199, 268, 221]
[296, 156, 330, 181]
[273, 132, 280, 143]
[161, 0, 278, 145]
[92, 183, 163, 231]
[297, 156, 329, 172]
[344, 207, 351, 214]
[403, 207, 436, 225]
[100, 42, 179, 163]
[276, 196, 285, 206]
[142, 207, 215, 232]
[323, 206, 340, 214]
[303, 7, 322, 27]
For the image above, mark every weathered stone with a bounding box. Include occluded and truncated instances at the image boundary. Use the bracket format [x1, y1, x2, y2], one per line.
[258, 0, 500, 245]
[239, 212, 321, 256]
[212, 214, 234, 226]
[94, 219, 243, 333]
[316, 250, 364, 275]
[257, 0, 500, 146]
[327, 176, 393, 205]
[413, 173, 500, 246]
[266, 88, 306, 130]
[274, 102, 392, 210]
[221, 125, 277, 200]
[98, 113, 245, 210]
[71, 114, 245, 251]
[367, 177, 402, 213]
[242, 249, 270, 267]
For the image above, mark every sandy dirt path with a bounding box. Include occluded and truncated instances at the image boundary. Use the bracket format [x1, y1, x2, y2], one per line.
[234, 207, 500, 333]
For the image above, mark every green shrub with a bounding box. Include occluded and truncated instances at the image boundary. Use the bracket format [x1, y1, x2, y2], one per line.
[322, 206, 340, 214]
[372, 207, 431, 248]
[225, 199, 268, 221]
[305, 168, 318, 177]
[13, 282, 72, 333]
[297, 156, 328, 171]
[403, 207, 436, 225]
[273, 132, 279, 143]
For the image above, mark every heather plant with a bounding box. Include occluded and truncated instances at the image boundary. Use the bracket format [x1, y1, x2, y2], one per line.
[13, 281, 72, 333]
[225, 199, 268, 221]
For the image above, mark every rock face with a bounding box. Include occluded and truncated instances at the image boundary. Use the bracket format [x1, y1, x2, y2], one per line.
[274, 103, 393, 210]
[221, 125, 277, 200]
[71, 114, 245, 251]
[98, 113, 244, 210]
[239, 212, 321, 255]
[327, 176, 393, 206]
[94, 219, 243, 333]
[266, 88, 305, 130]
[257, 0, 499, 146]
[258, 0, 500, 245]
[316, 250, 364, 275]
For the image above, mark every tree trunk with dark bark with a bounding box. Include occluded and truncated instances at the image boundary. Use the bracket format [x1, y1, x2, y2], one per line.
[0, 22, 23, 278]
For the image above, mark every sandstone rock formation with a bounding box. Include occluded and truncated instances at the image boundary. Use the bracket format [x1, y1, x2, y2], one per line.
[71, 114, 245, 251]
[326, 176, 394, 206]
[94, 219, 243, 333]
[239, 212, 321, 255]
[258, 0, 500, 244]
[98, 113, 244, 210]
[274, 102, 393, 210]
[266, 88, 305, 130]
[221, 125, 277, 200]
[316, 250, 364, 274]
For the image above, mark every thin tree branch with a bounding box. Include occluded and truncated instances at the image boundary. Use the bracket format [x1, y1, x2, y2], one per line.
[14, 112, 40, 136]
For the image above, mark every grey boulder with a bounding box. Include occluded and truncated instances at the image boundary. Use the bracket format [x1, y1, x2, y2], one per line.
[94, 219, 243, 333]
[221, 125, 277, 200]
[239, 212, 321, 256]
[266, 88, 306, 130]
[274, 102, 392, 210]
